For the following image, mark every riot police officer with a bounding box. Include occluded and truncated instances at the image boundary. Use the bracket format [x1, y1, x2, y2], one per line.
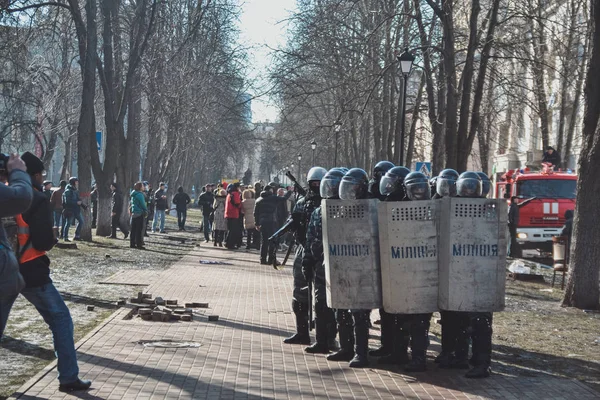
[368, 161, 394, 201]
[367, 161, 395, 358]
[302, 168, 346, 354]
[431, 169, 466, 369]
[277, 167, 327, 345]
[402, 172, 434, 372]
[336, 168, 372, 367]
[456, 172, 494, 378]
[375, 166, 412, 367]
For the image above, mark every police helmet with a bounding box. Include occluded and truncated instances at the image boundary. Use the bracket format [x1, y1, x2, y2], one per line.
[436, 168, 459, 198]
[373, 161, 395, 180]
[320, 168, 346, 199]
[379, 166, 411, 197]
[268, 181, 279, 189]
[476, 172, 491, 198]
[306, 167, 327, 183]
[43, 180, 53, 186]
[456, 171, 482, 198]
[339, 168, 369, 200]
[404, 172, 431, 200]
[68, 177, 79, 185]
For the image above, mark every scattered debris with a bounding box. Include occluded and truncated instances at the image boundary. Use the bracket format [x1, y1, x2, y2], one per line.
[185, 302, 209, 308]
[208, 315, 219, 321]
[199, 260, 233, 265]
[86, 305, 95, 311]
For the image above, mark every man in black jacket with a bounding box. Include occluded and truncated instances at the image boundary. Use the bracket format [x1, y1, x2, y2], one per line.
[197, 184, 214, 242]
[107, 183, 129, 239]
[254, 185, 292, 265]
[0, 152, 91, 393]
[542, 146, 561, 167]
[153, 182, 168, 233]
[173, 186, 191, 231]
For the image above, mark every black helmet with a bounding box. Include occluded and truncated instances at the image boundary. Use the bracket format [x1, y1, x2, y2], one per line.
[476, 172, 491, 198]
[436, 168, 459, 198]
[268, 181, 279, 189]
[320, 168, 346, 199]
[339, 168, 369, 200]
[373, 161, 395, 180]
[306, 166, 327, 182]
[404, 172, 431, 200]
[68, 177, 78, 185]
[379, 166, 411, 197]
[457, 171, 482, 198]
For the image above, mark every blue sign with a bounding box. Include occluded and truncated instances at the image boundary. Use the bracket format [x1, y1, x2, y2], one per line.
[415, 162, 432, 177]
[96, 131, 102, 152]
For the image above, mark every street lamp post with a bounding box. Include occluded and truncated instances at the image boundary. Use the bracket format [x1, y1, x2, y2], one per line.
[398, 48, 415, 166]
[297, 153, 302, 181]
[333, 121, 342, 167]
[310, 139, 317, 165]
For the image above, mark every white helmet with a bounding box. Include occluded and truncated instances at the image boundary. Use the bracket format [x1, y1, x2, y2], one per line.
[306, 167, 327, 183]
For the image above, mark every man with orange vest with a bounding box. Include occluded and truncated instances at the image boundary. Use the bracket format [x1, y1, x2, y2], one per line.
[0, 152, 91, 393]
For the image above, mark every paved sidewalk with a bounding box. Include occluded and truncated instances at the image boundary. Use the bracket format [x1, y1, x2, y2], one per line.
[10, 245, 600, 399]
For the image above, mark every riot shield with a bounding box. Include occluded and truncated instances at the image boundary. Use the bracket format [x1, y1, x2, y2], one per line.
[378, 200, 439, 314]
[323, 199, 381, 309]
[438, 197, 507, 312]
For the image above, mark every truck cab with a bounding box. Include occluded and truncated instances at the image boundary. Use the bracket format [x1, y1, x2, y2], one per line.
[496, 165, 576, 252]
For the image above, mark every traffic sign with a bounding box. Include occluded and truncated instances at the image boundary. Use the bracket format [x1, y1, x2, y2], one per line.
[415, 162, 432, 177]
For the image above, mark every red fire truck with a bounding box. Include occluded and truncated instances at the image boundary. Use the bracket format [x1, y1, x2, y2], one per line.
[495, 164, 577, 253]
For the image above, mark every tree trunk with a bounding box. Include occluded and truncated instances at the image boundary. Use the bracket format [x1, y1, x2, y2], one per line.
[562, 0, 600, 310]
[405, 77, 425, 167]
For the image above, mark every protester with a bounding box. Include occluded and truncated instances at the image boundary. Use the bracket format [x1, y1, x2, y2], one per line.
[0, 153, 33, 298]
[212, 188, 227, 247]
[224, 182, 242, 249]
[152, 182, 168, 233]
[241, 189, 259, 250]
[130, 182, 147, 249]
[198, 184, 215, 242]
[43, 180, 53, 201]
[143, 182, 153, 237]
[0, 152, 91, 393]
[62, 177, 84, 241]
[172, 186, 191, 231]
[90, 183, 98, 229]
[50, 180, 67, 239]
[107, 183, 129, 239]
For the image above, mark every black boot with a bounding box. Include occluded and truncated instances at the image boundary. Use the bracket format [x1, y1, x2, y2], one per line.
[465, 313, 492, 378]
[447, 312, 470, 369]
[378, 314, 409, 365]
[326, 307, 338, 350]
[284, 300, 310, 345]
[369, 309, 393, 357]
[349, 310, 370, 368]
[404, 314, 431, 372]
[305, 302, 331, 354]
[328, 310, 354, 361]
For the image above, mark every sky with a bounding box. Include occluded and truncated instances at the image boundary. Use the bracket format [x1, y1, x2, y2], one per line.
[239, 0, 297, 123]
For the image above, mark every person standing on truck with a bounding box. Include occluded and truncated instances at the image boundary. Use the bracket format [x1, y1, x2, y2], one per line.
[542, 146, 561, 167]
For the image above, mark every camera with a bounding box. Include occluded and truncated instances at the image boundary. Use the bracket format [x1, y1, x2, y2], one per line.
[0, 153, 8, 172]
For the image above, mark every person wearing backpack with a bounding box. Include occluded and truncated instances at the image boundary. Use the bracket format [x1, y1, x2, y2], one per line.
[0, 152, 91, 393]
[0, 153, 33, 299]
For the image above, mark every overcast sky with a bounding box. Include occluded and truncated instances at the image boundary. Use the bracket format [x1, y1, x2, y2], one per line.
[239, 0, 296, 123]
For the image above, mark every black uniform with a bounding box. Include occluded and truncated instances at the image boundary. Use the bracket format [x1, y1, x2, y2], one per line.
[302, 207, 337, 353]
[254, 191, 291, 264]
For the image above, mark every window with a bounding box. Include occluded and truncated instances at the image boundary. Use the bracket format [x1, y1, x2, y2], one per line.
[516, 179, 576, 199]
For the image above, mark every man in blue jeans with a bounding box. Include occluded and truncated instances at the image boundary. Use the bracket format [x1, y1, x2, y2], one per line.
[152, 182, 168, 233]
[0, 152, 91, 393]
[62, 177, 84, 241]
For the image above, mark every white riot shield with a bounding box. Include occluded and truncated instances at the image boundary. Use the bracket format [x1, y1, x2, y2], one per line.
[378, 200, 439, 314]
[323, 199, 381, 309]
[438, 197, 507, 312]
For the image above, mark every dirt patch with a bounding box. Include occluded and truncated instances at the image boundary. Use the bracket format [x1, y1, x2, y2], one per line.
[0, 211, 202, 399]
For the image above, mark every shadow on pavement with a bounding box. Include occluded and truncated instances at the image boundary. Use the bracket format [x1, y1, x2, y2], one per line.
[0, 337, 55, 361]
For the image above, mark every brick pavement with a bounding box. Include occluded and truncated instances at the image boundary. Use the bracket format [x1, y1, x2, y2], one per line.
[9, 244, 600, 399]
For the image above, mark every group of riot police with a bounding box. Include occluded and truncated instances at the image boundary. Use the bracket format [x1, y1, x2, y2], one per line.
[272, 162, 495, 379]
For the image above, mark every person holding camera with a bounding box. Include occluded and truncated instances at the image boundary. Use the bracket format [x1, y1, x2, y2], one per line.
[62, 177, 84, 241]
[0, 152, 91, 393]
[0, 153, 33, 298]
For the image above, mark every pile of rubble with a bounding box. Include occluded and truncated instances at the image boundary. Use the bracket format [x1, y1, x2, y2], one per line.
[129, 292, 212, 322]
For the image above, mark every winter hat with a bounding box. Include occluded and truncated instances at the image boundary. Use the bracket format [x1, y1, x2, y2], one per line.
[21, 152, 45, 176]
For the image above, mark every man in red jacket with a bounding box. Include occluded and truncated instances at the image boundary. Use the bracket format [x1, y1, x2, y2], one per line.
[224, 182, 242, 249]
